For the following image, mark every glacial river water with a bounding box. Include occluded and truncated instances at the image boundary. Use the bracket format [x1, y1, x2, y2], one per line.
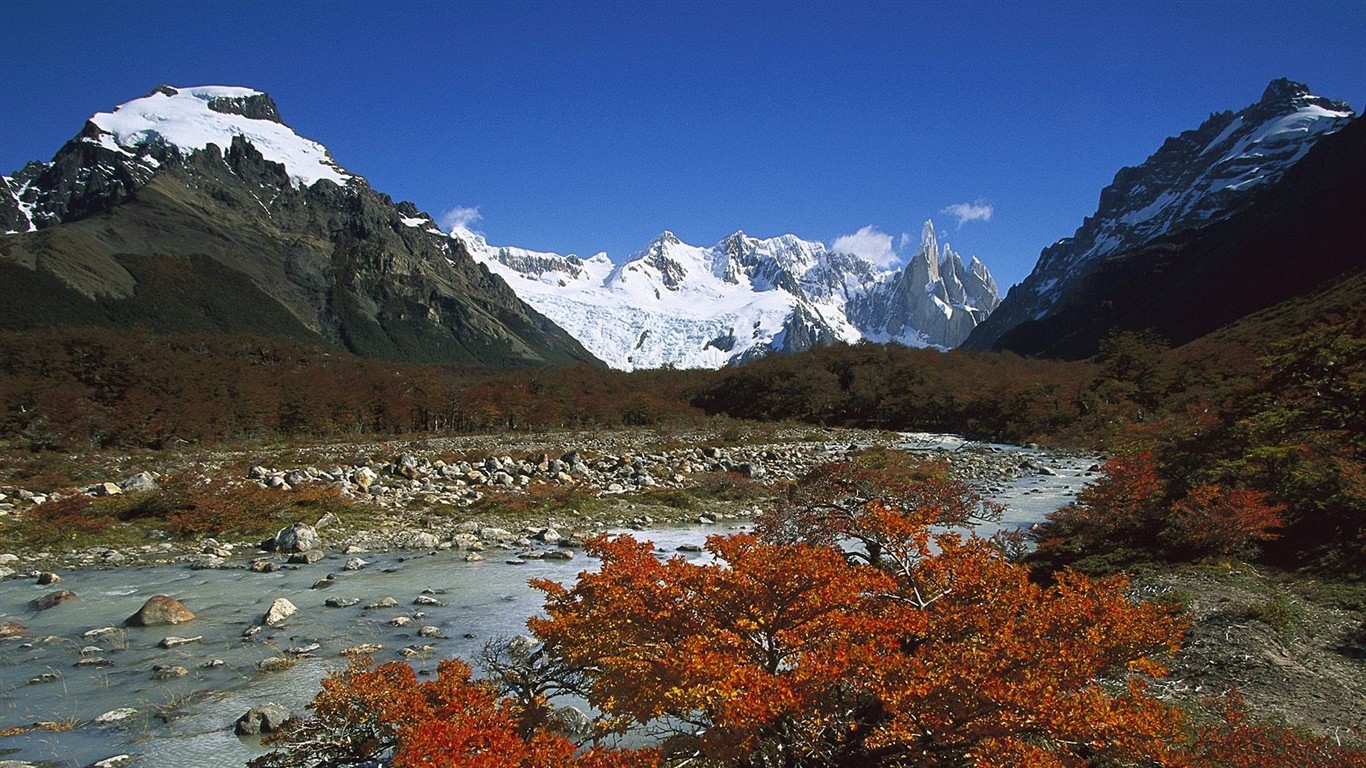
[0, 438, 1095, 768]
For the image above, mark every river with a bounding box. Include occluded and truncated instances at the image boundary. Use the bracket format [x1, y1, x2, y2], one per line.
[0, 438, 1094, 768]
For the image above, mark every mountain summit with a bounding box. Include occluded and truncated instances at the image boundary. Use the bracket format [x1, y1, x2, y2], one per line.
[964, 78, 1356, 350]
[457, 222, 1000, 370]
[0, 85, 597, 366]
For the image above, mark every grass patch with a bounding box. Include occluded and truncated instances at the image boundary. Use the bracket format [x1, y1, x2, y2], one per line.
[1241, 596, 1303, 632]
[12, 473, 363, 552]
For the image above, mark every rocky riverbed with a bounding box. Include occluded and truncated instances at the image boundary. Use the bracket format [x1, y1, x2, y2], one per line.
[0, 427, 1050, 573]
[0, 429, 1094, 768]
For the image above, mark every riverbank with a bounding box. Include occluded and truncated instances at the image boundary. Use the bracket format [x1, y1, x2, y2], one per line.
[0, 426, 1044, 573]
[0, 429, 1083, 768]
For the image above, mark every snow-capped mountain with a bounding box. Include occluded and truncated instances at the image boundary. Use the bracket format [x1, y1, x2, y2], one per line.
[456, 221, 1000, 370]
[3, 85, 352, 233]
[964, 78, 1356, 350]
[852, 223, 1000, 348]
[0, 85, 596, 367]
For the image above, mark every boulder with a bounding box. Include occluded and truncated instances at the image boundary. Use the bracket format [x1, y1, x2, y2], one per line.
[0, 620, 24, 638]
[548, 705, 594, 739]
[263, 598, 297, 626]
[400, 531, 439, 550]
[287, 550, 324, 565]
[126, 595, 195, 626]
[272, 523, 320, 553]
[36, 571, 61, 585]
[30, 589, 79, 611]
[151, 664, 188, 680]
[352, 466, 378, 489]
[234, 703, 293, 735]
[119, 472, 159, 493]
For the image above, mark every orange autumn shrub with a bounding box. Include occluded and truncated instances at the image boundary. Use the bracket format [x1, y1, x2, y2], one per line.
[252, 657, 657, 768]
[531, 521, 1188, 768]
[1162, 484, 1285, 559]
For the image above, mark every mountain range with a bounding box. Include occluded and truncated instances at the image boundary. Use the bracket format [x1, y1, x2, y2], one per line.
[1, 78, 1358, 371]
[0, 84, 1000, 370]
[457, 222, 999, 370]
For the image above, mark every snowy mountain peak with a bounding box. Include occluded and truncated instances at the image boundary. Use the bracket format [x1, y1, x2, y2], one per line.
[84, 85, 351, 188]
[463, 224, 1001, 369]
[1258, 78, 1353, 114]
[964, 78, 1356, 351]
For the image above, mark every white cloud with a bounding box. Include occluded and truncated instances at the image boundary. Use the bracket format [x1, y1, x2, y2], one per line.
[940, 201, 994, 228]
[831, 225, 899, 268]
[439, 205, 482, 232]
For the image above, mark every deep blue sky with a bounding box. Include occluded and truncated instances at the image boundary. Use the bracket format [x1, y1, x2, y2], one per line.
[2, 0, 1362, 290]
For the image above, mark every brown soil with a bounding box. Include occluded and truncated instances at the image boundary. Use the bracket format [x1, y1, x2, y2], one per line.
[1135, 563, 1366, 741]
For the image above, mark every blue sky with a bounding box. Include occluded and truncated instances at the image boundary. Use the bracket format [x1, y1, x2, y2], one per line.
[2, 0, 1362, 290]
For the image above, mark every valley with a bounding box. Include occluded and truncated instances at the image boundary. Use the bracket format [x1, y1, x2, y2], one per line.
[0, 56, 1362, 768]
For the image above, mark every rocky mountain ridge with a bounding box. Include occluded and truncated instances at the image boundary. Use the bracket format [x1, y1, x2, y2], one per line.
[0, 85, 597, 367]
[965, 78, 1356, 350]
[458, 220, 1000, 370]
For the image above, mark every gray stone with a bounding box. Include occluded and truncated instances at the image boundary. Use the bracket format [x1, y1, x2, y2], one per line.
[324, 596, 360, 608]
[548, 705, 594, 738]
[288, 550, 324, 565]
[36, 571, 61, 585]
[353, 466, 378, 489]
[256, 657, 292, 673]
[93, 707, 138, 725]
[158, 635, 202, 648]
[400, 531, 439, 550]
[30, 589, 78, 611]
[343, 557, 368, 571]
[273, 523, 320, 553]
[151, 664, 188, 680]
[119, 472, 159, 493]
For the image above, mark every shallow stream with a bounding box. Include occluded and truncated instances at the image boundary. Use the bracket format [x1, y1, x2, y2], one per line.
[0, 438, 1094, 768]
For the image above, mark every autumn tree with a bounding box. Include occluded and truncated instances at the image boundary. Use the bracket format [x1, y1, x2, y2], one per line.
[1033, 453, 1288, 569]
[250, 657, 657, 768]
[532, 521, 1189, 768]
[758, 449, 1004, 566]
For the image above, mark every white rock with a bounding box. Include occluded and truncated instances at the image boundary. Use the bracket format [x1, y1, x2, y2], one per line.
[263, 598, 298, 626]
